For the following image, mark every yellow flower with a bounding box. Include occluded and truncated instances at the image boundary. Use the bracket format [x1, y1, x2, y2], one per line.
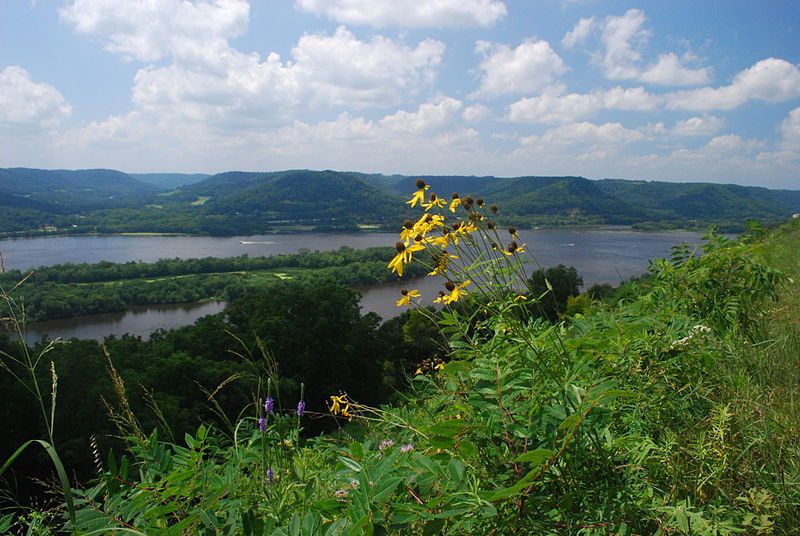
[514, 294, 528, 302]
[388, 241, 424, 276]
[413, 213, 444, 237]
[435, 280, 471, 305]
[395, 288, 421, 307]
[428, 251, 457, 276]
[502, 241, 526, 256]
[449, 193, 460, 213]
[399, 220, 416, 243]
[329, 394, 353, 419]
[406, 179, 429, 208]
[429, 231, 452, 248]
[422, 192, 447, 211]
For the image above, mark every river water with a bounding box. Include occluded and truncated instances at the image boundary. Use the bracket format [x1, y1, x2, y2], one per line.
[1, 229, 708, 343]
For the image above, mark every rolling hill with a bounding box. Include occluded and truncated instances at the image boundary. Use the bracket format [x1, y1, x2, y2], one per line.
[1, 167, 798, 236]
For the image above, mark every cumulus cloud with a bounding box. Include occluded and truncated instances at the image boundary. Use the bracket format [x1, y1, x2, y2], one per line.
[670, 115, 725, 137]
[60, 0, 446, 120]
[639, 53, 712, 86]
[379, 97, 463, 132]
[508, 87, 660, 124]
[62, 98, 485, 174]
[564, 9, 711, 86]
[666, 58, 800, 111]
[0, 66, 72, 128]
[521, 121, 646, 146]
[599, 8, 649, 80]
[562, 17, 595, 49]
[779, 107, 800, 150]
[473, 39, 566, 98]
[294, 0, 507, 28]
[462, 104, 491, 122]
[59, 0, 250, 62]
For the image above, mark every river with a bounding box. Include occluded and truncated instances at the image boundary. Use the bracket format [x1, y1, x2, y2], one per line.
[2, 228, 709, 343]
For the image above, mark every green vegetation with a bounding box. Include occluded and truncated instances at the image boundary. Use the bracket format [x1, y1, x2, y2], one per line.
[0, 247, 429, 322]
[2, 176, 800, 533]
[3, 167, 799, 236]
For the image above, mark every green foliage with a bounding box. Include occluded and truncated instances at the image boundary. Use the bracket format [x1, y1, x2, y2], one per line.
[0, 246, 428, 321]
[4, 217, 800, 534]
[526, 264, 583, 321]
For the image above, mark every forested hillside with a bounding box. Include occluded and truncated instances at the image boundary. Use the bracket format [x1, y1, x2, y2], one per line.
[1, 184, 798, 533]
[2, 167, 799, 236]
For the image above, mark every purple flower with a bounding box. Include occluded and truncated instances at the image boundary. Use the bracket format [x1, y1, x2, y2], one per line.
[267, 467, 274, 485]
[264, 397, 274, 414]
[379, 439, 395, 451]
[297, 400, 306, 417]
[400, 444, 414, 453]
[258, 417, 266, 432]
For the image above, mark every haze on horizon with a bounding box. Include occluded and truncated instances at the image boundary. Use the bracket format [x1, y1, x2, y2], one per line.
[1, 0, 799, 189]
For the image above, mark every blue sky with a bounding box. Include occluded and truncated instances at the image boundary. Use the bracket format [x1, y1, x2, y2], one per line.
[1, 1, 799, 188]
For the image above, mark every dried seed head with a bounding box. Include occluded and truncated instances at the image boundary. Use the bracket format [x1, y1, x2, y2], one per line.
[416, 179, 426, 189]
[445, 281, 456, 291]
[451, 192, 460, 199]
[438, 290, 447, 297]
[401, 289, 409, 296]
[476, 198, 484, 207]
[507, 241, 518, 253]
[487, 221, 496, 230]
[490, 204, 498, 213]
[508, 226, 517, 235]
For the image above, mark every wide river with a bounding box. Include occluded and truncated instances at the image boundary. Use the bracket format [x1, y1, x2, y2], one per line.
[1, 229, 708, 343]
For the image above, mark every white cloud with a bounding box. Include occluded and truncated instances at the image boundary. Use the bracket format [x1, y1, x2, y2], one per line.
[639, 53, 712, 86]
[0, 66, 72, 128]
[462, 104, 491, 122]
[59, 0, 250, 62]
[779, 107, 800, 150]
[521, 121, 646, 147]
[508, 86, 660, 123]
[562, 17, 595, 49]
[567, 9, 711, 86]
[63, 4, 445, 122]
[294, 0, 507, 28]
[667, 58, 800, 111]
[670, 115, 724, 137]
[379, 97, 463, 132]
[599, 8, 649, 80]
[473, 39, 566, 98]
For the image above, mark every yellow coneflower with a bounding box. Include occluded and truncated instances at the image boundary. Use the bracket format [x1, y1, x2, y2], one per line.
[428, 251, 457, 276]
[502, 241, 526, 256]
[388, 241, 424, 276]
[329, 394, 353, 419]
[435, 280, 471, 305]
[449, 192, 461, 213]
[395, 288, 421, 307]
[422, 192, 447, 211]
[399, 220, 416, 243]
[406, 179, 429, 208]
[413, 212, 444, 236]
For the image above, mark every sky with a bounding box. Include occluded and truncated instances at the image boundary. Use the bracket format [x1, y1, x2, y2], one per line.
[1, 1, 799, 188]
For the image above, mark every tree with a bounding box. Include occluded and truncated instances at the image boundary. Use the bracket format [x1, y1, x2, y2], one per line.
[527, 265, 583, 322]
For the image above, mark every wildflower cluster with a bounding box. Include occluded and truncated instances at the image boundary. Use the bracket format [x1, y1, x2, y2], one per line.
[388, 179, 531, 308]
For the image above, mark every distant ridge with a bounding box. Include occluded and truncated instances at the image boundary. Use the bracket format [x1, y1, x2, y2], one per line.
[1, 167, 798, 235]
